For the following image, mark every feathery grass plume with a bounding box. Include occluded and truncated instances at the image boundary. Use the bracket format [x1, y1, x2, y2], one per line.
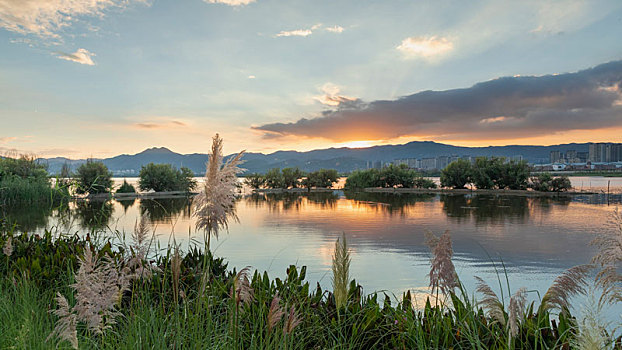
[283, 305, 302, 334]
[127, 213, 158, 280]
[72, 247, 129, 334]
[193, 133, 245, 249]
[572, 290, 611, 350]
[507, 287, 527, 338]
[425, 230, 457, 296]
[591, 207, 622, 305]
[267, 294, 285, 332]
[232, 266, 254, 307]
[541, 264, 592, 312]
[49, 246, 130, 347]
[2, 236, 12, 256]
[47, 293, 78, 349]
[332, 232, 351, 310]
[171, 242, 182, 305]
[475, 276, 505, 326]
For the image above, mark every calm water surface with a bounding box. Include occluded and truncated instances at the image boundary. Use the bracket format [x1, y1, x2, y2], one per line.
[3, 177, 622, 319]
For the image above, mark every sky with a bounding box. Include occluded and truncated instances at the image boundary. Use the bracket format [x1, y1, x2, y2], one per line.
[1, 0, 621, 158]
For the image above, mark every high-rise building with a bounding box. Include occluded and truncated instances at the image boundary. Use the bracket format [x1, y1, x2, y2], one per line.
[550, 151, 562, 164]
[420, 158, 437, 170]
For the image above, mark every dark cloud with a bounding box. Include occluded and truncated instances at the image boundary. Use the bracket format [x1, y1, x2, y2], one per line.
[253, 60, 622, 142]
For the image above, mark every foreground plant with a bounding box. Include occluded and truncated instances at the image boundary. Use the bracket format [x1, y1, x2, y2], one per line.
[48, 247, 130, 349]
[193, 133, 245, 250]
[332, 232, 351, 310]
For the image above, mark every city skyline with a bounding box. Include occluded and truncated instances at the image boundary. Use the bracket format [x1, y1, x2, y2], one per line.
[1, 0, 622, 158]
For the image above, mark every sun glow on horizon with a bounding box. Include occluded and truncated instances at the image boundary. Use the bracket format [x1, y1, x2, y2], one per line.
[336, 140, 376, 149]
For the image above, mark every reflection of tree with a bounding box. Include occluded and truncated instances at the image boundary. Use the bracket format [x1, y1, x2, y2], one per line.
[0, 203, 53, 232]
[344, 191, 435, 216]
[75, 200, 114, 230]
[117, 199, 136, 213]
[139, 198, 192, 223]
[244, 192, 339, 212]
[440, 194, 572, 225]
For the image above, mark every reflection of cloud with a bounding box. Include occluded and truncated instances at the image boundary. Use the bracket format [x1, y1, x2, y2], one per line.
[0, 0, 146, 38]
[313, 83, 360, 107]
[55, 48, 95, 65]
[254, 60, 622, 142]
[203, 0, 255, 5]
[396, 36, 453, 59]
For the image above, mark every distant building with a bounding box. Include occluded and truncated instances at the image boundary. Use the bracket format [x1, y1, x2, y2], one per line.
[550, 151, 562, 164]
[420, 157, 438, 170]
[589, 142, 622, 162]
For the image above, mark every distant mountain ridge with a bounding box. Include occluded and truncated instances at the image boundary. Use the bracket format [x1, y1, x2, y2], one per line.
[39, 141, 590, 175]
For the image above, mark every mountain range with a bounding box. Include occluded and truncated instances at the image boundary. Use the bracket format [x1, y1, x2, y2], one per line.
[39, 141, 590, 176]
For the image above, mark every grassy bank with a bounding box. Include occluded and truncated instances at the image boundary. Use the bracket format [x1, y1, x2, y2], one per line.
[1, 221, 620, 349]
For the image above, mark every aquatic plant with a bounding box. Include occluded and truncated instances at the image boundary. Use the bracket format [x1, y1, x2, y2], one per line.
[193, 133, 245, 249]
[425, 230, 457, 297]
[332, 232, 351, 310]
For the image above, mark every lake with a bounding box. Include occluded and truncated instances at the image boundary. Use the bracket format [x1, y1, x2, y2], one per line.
[3, 176, 622, 320]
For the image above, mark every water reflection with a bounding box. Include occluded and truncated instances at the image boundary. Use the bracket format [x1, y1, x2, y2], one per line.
[74, 200, 114, 230]
[117, 198, 136, 213]
[139, 198, 192, 223]
[344, 192, 435, 216]
[246, 192, 339, 212]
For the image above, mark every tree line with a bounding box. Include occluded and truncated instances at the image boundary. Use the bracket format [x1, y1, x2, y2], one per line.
[440, 157, 572, 192]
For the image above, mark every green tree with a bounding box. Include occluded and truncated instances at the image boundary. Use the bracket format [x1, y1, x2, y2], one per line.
[281, 167, 303, 189]
[498, 160, 530, 190]
[305, 169, 339, 188]
[264, 168, 284, 189]
[530, 173, 572, 192]
[244, 173, 265, 189]
[116, 180, 136, 193]
[440, 159, 472, 189]
[75, 160, 113, 194]
[378, 164, 419, 188]
[471, 157, 505, 189]
[138, 163, 196, 192]
[344, 169, 381, 189]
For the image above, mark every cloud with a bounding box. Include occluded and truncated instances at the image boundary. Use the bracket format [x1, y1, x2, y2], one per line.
[274, 23, 342, 38]
[396, 36, 453, 60]
[0, 0, 146, 38]
[313, 83, 360, 107]
[133, 119, 188, 129]
[55, 48, 95, 65]
[325, 25, 344, 33]
[203, 0, 255, 6]
[275, 29, 313, 37]
[0, 136, 17, 144]
[253, 60, 622, 143]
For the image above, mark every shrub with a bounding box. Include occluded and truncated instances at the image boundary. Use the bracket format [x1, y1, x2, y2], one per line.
[138, 163, 196, 192]
[530, 173, 572, 192]
[116, 180, 136, 193]
[413, 177, 437, 189]
[440, 159, 472, 189]
[75, 160, 113, 194]
[0, 156, 68, 204]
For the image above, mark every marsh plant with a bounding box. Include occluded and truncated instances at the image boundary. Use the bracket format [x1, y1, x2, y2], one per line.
[332, 232, 351, 310]
[193, 133, 245, 250]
